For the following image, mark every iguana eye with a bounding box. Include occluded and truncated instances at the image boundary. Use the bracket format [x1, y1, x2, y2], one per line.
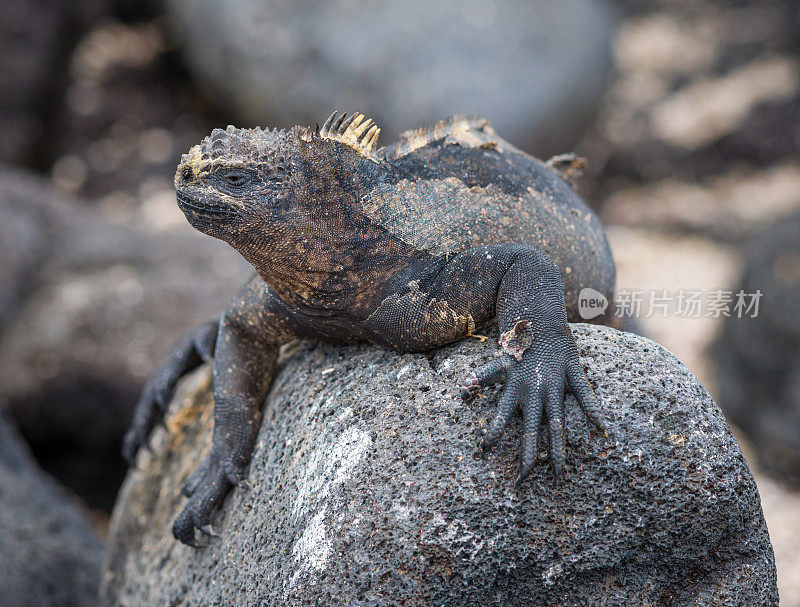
[209, 168, 257, 195]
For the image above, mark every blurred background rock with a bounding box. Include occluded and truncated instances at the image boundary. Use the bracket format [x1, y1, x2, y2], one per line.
[0, 0, 798, 603]
[166, 0, 615, 157]
[0, 406, 102, 607]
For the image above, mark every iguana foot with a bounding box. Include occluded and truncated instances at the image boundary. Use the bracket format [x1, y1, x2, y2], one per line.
[462, 326, 608, 482]
[122, 360, 193, 466]
[122, 320, 218, 466]
[122, 379, 165, 465]
[172, 444, 247, 546]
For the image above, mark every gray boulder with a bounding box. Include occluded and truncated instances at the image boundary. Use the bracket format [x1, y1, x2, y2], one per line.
[166, 0, 616, 156]
[102, 324, 777, 606]
[0, 407, 102, 607]
[715, 212, 800, 486]
[0, 166, 251, 509]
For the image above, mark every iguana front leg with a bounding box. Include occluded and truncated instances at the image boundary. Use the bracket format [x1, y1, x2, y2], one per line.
[172, 317, 276, 545]
[477, 245, 609, 481]
[171, 277, 305, 546]
[364, 243, 609, 482]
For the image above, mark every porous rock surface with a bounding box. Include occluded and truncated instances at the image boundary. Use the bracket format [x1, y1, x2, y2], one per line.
[0, 408, 102, 607]
[102, 324, 778, 606]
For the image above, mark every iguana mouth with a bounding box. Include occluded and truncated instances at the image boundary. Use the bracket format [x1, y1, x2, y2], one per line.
[176, 192, 239, 220]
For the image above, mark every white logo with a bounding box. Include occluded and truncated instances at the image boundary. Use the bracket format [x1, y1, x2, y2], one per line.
[579, 287, 608, 320]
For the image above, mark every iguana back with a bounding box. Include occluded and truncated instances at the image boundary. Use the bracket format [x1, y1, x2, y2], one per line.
[360, 116, 616, 320]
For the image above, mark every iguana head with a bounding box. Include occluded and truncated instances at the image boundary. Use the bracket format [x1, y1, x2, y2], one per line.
[175, 112, 382, 240]
[174, 124, 300, 243]
[175, 113, 388, 287]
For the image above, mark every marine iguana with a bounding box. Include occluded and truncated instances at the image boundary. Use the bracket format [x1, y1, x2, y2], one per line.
[123, 112, 617, 546]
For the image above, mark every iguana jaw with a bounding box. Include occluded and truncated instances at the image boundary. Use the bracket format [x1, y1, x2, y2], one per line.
[175, 190, 239, 221]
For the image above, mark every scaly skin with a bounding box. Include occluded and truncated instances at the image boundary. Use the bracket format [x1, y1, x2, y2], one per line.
[122, 113, 616, 546]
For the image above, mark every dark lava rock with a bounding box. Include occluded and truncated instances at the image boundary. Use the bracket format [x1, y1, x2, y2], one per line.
[0, 0, 71, 165]
[0, 407, 102, 607]
[0, 166, 250, 510]
[166, 0, 615, 156]
[715, 212, 800, 485]
[102, 324, 777, 606]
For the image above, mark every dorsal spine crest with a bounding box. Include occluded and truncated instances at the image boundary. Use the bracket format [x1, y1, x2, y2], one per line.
[316, 111, 381, 159]
[391, 115, 492, 159]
